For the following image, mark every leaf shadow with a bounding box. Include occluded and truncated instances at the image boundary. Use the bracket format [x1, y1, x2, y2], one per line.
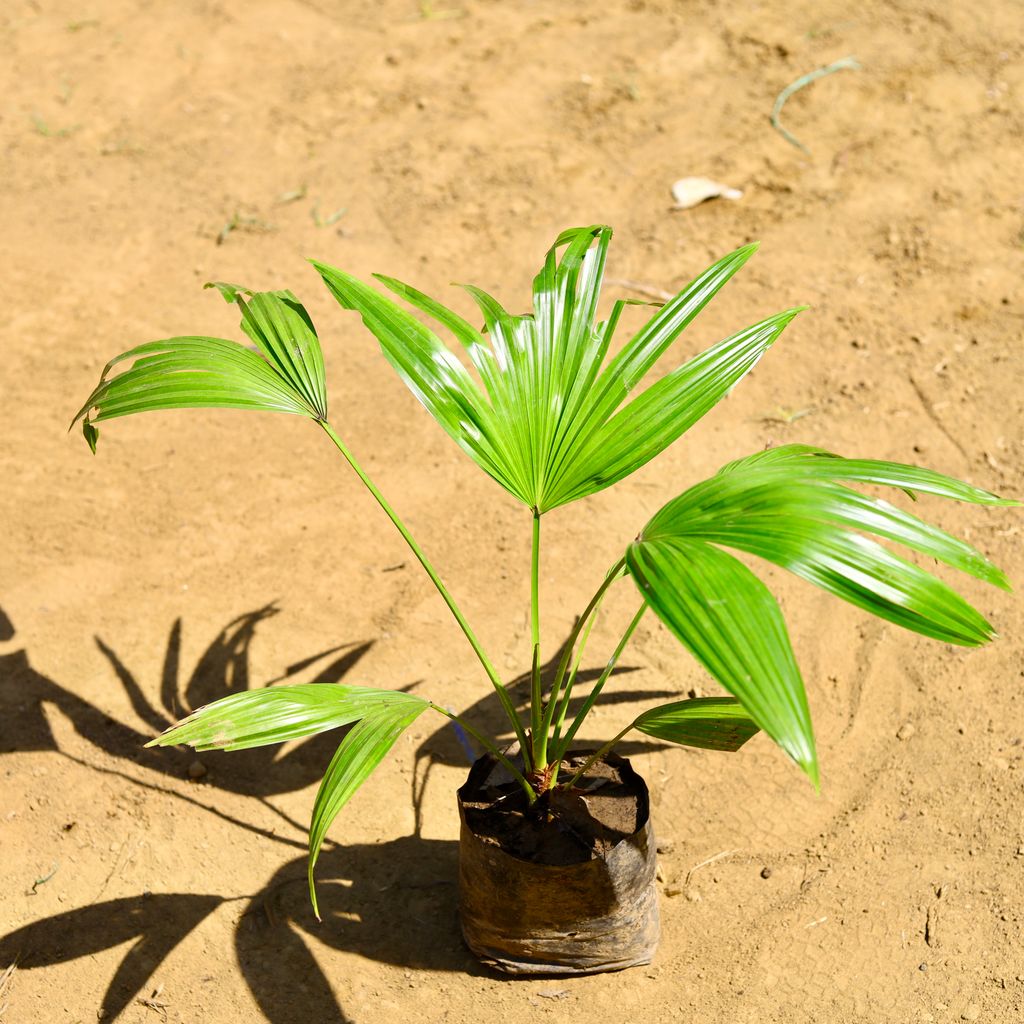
[238, 837, 474, 1023]
[0, 894, 225, 1020]
[0, 603, 674, 1021]
[0, 603, 470, 1022]
[0, 602, 374, 799]
[0, 838, 470, 1023]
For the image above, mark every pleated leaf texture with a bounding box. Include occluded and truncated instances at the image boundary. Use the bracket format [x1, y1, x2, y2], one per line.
[632, 697, 760, 752]
[145, 683, 424, 752]
[146, 682, 430, 915]
[72, 282, 328, 451]
[627, 444, 1017, 785]
[306, 694, 429, 917]
[312, 225, 803, 513]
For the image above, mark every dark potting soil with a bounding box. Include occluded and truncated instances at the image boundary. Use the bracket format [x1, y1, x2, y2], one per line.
[459, 752, 648, 866]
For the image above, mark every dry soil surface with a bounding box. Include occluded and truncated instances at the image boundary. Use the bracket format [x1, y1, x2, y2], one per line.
[2, 1, 1023, 1022]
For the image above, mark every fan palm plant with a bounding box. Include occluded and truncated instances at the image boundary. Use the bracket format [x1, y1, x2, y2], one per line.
[73, 225, 1014, 921]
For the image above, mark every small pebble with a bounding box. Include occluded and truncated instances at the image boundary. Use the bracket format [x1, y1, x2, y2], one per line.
[919, 963, 928, 972]
[897, 722, 916, 741]
[962, 1004, 980, 1021]
[188, 759, 207, 780]
[685, 889, 702, 902]
[760, 866, 773, 879]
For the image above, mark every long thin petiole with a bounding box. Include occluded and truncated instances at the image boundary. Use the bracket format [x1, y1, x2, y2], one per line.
[536, 557, 626, 760]
[318, 420, 531, 759]
[551, 602, 647, 781]
[531, 510, 541, 649]
[562, 723, 634, 789]
[551, 585, 608, 742]
[529, 510, 545, 766]
[429, 704, 535, 802]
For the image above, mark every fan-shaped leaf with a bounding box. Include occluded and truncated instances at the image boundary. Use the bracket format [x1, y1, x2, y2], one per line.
[550, 306, 804, 505]
[314, 227, 781, 513]
[626, 537, 817, 783]
[72, 288, 330, 451]
[633, 697, 760, 752]
[145, 683, 421, 752]
[644, 446, 1014, 646]
[307, 696, 428, 916]
[310, 259, 522, 501]
[575, 241, 759, 427]
[234, 289, 328, 420]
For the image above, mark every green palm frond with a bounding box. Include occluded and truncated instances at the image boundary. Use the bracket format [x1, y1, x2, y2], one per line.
[307, 695, 428, 917]
[627, 536, 817, 782]
[144, 679, 429, 918]
[313, 226, 796, 513]
[633, 697, 760, 752]
[72, 285, 328, 451]
[628, 445, 1016, 781]
[144, 683, 421, 752]
[645, 445, 1014, 643]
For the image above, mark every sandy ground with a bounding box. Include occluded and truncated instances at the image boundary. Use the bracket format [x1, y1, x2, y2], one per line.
[2, 1, 1023, 1021]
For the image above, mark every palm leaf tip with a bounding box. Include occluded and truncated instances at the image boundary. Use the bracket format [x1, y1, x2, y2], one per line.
[204, 280, 254, 303]
[81, 417, 100, 453]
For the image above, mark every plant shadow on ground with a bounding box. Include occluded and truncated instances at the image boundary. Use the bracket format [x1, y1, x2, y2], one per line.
[0, 838, 468, 1023]
[0, 602, 670, 1021]
[1, 601, 371, 798]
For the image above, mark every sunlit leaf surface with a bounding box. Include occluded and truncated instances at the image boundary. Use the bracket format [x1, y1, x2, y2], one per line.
[627, 445, 1015, 782]
[72, 287, 328, 451]
[643, 445, 1013, 645]
[146, 683, 420, 752]
[627, 537, 817, 783]
[313, 227, 797, 512]
[633, 697, 760, 752]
